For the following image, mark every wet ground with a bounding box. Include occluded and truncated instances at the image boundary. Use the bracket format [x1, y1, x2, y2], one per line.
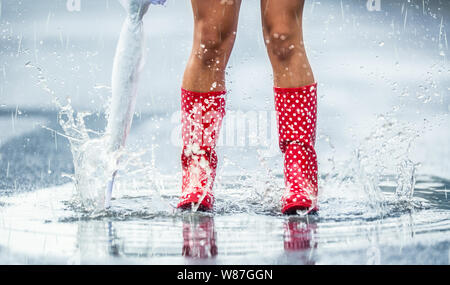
[0, 111, 449, 265]
[0, 0, 450, 264]
[0, 173, 449, 264]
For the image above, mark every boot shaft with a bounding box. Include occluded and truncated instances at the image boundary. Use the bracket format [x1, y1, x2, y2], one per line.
[274, 83, 318, 153]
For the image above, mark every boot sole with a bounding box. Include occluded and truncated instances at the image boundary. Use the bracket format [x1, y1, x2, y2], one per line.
[282, 201, 318, 215]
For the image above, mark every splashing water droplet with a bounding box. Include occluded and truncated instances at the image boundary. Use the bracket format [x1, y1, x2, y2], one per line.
[395, 160, 416, 200]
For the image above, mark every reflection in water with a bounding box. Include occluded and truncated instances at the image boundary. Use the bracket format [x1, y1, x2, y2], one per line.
[107, 222, 121, 257]
[72, 214, 218, 262]
[182, 214, 218, 259]
[283, 217, 318, 264]
[72, 221, 114, 264]
[283, 217, 318, 251]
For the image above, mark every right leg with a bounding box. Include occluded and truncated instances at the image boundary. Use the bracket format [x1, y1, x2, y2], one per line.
[182, 0, 242, 92]
[178, 0, 241, 211]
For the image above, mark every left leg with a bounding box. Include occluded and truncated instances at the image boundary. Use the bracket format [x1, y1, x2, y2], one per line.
[261, 0, 318, 214]
[261, 0, 314, 88]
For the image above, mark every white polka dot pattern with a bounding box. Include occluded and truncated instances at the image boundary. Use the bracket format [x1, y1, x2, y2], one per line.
[274, 83, 319, 213]
[178, 88, 226, 210]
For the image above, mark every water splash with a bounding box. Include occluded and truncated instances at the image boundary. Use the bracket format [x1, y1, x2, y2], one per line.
[395, 159, 417, 200]
[315, 111, 425, 220]
[26, 62, 165, 213]
[25, 61, 430, 220]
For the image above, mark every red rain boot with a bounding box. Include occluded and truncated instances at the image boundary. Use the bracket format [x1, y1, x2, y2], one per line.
[274, 83, 319, 214]
[177, 88, 226, 211]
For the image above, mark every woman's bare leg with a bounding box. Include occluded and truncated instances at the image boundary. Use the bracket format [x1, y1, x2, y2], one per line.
[182, 0, 242, 92]
[262, 0, 319, 214]
[178, 0, 241, 211]
[261, 0, 314, 88]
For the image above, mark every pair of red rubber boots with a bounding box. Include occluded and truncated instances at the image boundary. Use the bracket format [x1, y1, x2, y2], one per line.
[177, 84, 318, 214]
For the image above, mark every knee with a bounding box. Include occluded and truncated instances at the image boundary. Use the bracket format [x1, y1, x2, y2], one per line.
[194, 21, 237, 67]
[264, 24, 298, 62]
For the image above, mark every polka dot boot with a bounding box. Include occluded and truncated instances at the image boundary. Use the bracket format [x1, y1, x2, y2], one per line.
[177, 88, 226, 211]
[274, 83, 319, 214]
